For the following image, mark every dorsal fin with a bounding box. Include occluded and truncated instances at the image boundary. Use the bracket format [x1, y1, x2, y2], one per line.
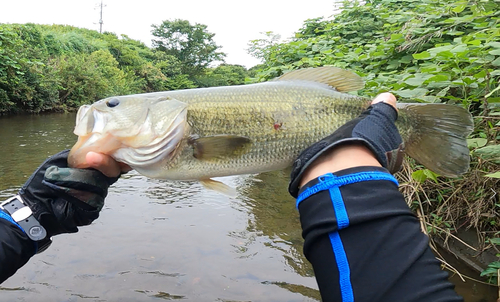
[276, 66, 364, 92]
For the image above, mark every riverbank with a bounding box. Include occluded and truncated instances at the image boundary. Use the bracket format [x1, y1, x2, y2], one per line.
[397, 160, 499, 289]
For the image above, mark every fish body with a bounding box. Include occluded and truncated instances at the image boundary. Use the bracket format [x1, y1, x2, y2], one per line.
[68, 67, 473, 192]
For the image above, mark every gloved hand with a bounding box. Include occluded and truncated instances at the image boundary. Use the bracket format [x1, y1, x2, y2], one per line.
[18, 150, 120, 237]
[289, 95, 405, 197]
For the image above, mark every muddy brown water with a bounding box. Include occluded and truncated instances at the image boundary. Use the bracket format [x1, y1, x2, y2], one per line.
[0, 113, 496, 301]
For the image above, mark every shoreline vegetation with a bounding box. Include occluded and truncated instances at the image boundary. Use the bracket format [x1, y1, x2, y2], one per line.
[1, 0, 499, 286]
[0, 20, 253, 115]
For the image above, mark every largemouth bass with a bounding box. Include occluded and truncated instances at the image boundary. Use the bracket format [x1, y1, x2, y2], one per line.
[68, 66, 473, 194]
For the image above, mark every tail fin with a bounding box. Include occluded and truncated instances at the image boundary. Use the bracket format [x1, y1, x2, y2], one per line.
[397, 103, 473, 177]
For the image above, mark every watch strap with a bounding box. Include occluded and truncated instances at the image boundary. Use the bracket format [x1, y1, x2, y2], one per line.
[1, 195, 52, 253]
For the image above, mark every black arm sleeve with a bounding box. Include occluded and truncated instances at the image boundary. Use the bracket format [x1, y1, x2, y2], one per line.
[297, 166, 463, 302]
[0, 218, 35, 283]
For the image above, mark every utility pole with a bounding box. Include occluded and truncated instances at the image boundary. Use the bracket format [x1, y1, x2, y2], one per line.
[98, 0, 104, 34]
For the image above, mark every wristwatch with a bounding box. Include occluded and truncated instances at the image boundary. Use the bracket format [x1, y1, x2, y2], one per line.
[0, 195, 52, 254]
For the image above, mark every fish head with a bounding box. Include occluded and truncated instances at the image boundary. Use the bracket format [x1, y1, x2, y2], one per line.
[68, 95, 188, 169]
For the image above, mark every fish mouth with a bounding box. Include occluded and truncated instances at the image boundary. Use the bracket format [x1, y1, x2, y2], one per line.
[69, 106, 121, 168]
[68, 103, 188, 169]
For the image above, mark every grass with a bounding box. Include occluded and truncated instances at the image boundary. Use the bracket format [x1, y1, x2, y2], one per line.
[397, 159, 499, 286]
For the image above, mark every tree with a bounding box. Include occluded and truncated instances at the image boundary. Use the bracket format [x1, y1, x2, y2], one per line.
[247, 31, 282, 63]
[194, 64, 249, 87]
[151, 19, 225, 78]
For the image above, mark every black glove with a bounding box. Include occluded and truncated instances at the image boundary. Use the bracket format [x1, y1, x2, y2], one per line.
[19, 150, 119, 237]
[289, 102, 405, 198]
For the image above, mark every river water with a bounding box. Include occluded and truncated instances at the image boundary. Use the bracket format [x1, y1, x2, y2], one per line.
[0, 113, 496, 301]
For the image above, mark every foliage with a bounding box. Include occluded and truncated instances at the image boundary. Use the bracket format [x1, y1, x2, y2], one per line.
[151, 19, 226, 79]
[249, 0, 500, 199]
[194, 64, 250, 87]
[0, 23, 238, 114]
[480, 238, 500, 284]
[52, 50, 132, 109]
[247, 31, 282, 63]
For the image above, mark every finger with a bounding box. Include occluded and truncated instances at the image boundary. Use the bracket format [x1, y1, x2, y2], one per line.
[372, 92, 397, 110]
[85, 152, 122, 177]
[119, 162, 133, 173]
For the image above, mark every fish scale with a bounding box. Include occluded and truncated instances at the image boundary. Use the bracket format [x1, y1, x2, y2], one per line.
[154, 83, 378, 180]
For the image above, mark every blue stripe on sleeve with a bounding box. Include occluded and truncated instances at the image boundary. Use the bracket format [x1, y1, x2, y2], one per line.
[329, 230, 354, 302]
[329, 185, 354, 301]
[329, 186, 349, 230]
[0, 210, 25, 233]
[296, 171, 398, 208]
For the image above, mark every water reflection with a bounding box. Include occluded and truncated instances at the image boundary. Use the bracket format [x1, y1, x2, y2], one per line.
[0, 113, 320, 301]
[0, 113, 78, 190]
[237, 170, 315, 279]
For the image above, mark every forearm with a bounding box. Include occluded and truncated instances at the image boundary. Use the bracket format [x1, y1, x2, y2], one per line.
[297, 166, 462, 302]
[0, 215, 35, 283]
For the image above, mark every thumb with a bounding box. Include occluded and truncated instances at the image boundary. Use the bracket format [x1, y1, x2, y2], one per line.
[372, 92, 397, 110]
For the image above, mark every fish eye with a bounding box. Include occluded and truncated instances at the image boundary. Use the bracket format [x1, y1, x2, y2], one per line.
[106, 98, 120, 108]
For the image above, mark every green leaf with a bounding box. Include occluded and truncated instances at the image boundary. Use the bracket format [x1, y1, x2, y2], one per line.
[428, 45, 454, 54]
[395, 88, 429, 98]
[485, 171, 500, 178]
[436, 87, 450, 97]
[486, 42, 500, 48]
[451, 2, 467, 13]
[467, 40, 481, 46]
[481, 264, 500, 276]
[492, 57, 500, 67]
[390, 34, 403, 41]
[427, 74, 449, 82]
[412, 51, 431, 60]
[487, 261, 500, 269]
[411, 170, 427, 183]
[400, 55, 413, 63]
[487, 238, 500, 245]
[474, 145, 500, 164]
[420, 64, 441, 73]
[481, 268, 498, 276]
[404, 74, 434, 86]
[489, 49, 500, 56]
[446, 30, 464, 36]
[450, 44, 468, 54]
[474, 70, 487, 79]
[417, 95, 440, 103]
[437, 51, 454, 59]
[423, 169, 439, 183]
[486, 97, 500, 103]
[467, 138, 488, 148]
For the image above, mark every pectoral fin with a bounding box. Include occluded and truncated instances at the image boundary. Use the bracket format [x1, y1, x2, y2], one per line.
[200, 179, 236, 197]
[190, 135, 252, 161]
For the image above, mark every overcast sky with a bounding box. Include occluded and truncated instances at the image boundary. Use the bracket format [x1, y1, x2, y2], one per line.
[1, 0, 338, 68]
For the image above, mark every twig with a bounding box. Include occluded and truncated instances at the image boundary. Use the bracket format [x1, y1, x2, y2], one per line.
[425, 222, 478, 252]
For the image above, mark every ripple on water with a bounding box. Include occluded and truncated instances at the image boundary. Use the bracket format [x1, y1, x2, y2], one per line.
[0, 114, 323, 301]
